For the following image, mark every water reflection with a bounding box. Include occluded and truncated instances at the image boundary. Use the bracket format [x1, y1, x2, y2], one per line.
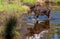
[20, 11, 60, 39]
[50, 11, 60, 24]
[50, 11, 60, 39]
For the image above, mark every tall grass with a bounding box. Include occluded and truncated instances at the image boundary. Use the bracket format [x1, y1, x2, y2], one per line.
[5, 16, 17, 39]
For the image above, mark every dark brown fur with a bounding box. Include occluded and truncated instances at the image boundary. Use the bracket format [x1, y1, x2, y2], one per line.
[26, 2, 50, 37]
[28, 2, 50, 18]
[26, 20, 50, 36]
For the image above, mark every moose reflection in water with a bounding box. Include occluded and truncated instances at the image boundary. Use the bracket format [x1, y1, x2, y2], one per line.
[26, 20, 50, 39]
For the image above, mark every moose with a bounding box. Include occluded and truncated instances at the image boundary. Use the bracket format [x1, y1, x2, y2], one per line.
[25, 2, 50, 39]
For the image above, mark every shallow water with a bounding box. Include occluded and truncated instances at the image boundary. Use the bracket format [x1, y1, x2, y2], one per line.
[20, 11, 60, 39]
[50, 11, 60, 24]
[27, 11, 60, 39]
[50, 11, 60, 39]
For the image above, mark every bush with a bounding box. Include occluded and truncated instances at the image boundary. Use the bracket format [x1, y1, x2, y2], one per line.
[5, 16, 17, 39]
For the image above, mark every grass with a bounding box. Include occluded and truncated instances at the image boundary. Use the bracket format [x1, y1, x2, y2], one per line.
[23, 0, 36, 4]
[0, 5, 4, 11]
[0, 0, 36, 12]
[0, 4, 30, 14]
